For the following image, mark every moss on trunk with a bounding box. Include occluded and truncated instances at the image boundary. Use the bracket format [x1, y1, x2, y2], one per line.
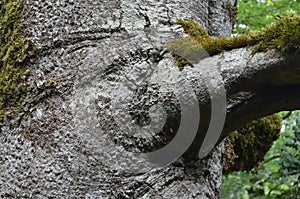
[0, 0, 35, 123]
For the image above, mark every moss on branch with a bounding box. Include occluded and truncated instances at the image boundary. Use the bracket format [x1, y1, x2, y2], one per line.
[168, 15, 300, 70]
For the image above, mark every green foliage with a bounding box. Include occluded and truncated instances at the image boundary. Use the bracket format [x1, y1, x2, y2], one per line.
[274, 112, 300, 181]
[222, 1, 300, 198]
[0, 0, 35, 123]
[222, 111, 300, 199]
[236, 0, 300, 34]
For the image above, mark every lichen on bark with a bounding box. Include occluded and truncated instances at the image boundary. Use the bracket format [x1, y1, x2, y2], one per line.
[0, 0, 35, 123]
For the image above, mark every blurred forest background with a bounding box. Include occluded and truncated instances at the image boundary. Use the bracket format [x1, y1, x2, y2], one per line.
[222, 0, 300, 198]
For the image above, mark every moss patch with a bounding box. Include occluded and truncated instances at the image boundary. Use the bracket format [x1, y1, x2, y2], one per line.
[0, 0, 35, 123]
[168, 15, 300, 69]
[223, 114, 282, 174]
[166, 37, 208, 70]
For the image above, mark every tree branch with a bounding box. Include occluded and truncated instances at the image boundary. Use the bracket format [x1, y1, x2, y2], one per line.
[255, 154, 280, 172]
[181, 48, 300, 159]
[240, 5, 285, 20]
[282, 111, 293, 120]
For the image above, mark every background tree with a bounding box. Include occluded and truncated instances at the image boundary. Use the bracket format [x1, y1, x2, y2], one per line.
[0, 0, 299, 198]
[236, 0, 300, 33]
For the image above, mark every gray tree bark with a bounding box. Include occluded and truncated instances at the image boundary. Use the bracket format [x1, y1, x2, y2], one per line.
[1, 0, 299, 198]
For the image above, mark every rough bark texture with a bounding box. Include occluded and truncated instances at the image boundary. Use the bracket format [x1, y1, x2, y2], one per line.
[2, 0, 299, 198]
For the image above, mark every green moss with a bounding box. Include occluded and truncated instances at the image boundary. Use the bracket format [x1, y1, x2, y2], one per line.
[166, 37, 207, 70]
[177, 19, 211, 41]
[0, 0, 35, 123]
[169, 15, 300, 69]
[224, 114, 282, 174]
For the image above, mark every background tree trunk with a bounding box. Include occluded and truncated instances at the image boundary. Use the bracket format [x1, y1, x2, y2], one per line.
[2, 0, 300, 198]
[0, 0, 267, 198]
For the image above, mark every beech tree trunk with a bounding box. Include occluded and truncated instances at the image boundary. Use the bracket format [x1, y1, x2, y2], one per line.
[1, 0, 300, 198]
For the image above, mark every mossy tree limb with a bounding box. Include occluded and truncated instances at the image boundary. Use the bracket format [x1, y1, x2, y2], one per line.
[177, 15, 300, 56]
[168, 16, 299, 167]
[169, 15, 300, 70]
